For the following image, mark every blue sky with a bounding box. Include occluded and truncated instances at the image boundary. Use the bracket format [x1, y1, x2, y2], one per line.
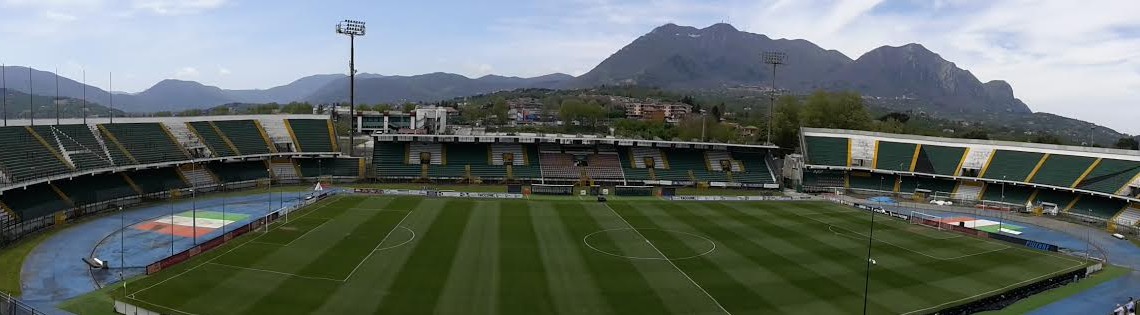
[2, 0, 1139, 134]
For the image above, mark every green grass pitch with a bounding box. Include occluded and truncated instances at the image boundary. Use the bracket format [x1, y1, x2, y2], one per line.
[114, 196, 1086, 314]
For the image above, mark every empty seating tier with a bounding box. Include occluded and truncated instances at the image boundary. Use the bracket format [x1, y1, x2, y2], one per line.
[1029, 154, 1096, 187]
[804, 136, 848, 166]
[269, 161, 299, 180]
[848, 172, 892, 191]
[658, 149, 707, 181]
[1076, 159, 1140, 194]
[54, 173, 136, 205]
[435, 143, 506, 179]
[1070, 195, 1128, 219]
[286, 119, 337, 152]
[618, 149, 651, 181]
[512, 144, 542, 179]
[802, 169, 845, 189]
[490, 144, 526, 166]
[912, 145, 966, 176]
[128, 168, 188, 193]
[30, 125, 114, 170]
[731, 150, 777, 185]
[1114, 205, 1140, 226]
[408, 143, 444, 165]
[630, 147, 666, 169]
[898, 177, 957, 195]
[539, 153, 578, 179]
[0, 126, 73, 183]
[188, 121, 238, 157]
[874, 141, 916, 171]
[208, 161, 269, 183]
[981, 183, 1035, 205]
[981, 150, 1045, 181]
[373, 142, 421, 178]
[297, 158, 362, 178]
[213, 120, 274, 155]
[100, 123, 188, 164]
[0, 184, 71, 221]
[1033, 189, 1077, 208]
[705, 150, 742, 172]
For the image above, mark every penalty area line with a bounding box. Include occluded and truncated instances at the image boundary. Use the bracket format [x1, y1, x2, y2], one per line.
[342, 208, 415, 281]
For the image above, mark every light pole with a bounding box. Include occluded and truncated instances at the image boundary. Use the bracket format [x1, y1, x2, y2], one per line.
[336, 19, 366, 156]
[119, 206, 125, 295]
[862, 202, 876, 315]
[191, 187, 197, 244]
[1000, 176, 1006, 233]
[1086, 209, 1093, 260]
[221, 184, 226, 235]
[762, 51, 786, 145]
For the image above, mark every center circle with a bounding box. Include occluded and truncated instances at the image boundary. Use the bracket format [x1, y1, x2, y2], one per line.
[583, 228, 716, 260]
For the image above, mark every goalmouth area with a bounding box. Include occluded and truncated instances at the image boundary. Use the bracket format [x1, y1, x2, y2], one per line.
[100, 193, 1090, 314]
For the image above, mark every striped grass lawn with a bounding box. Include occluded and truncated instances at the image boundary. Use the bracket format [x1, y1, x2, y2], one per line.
[112, 196, 1086, 314]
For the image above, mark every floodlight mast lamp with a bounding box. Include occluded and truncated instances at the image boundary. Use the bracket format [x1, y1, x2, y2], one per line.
[762, 51, 786, 145]
[337, 19, 365, 156]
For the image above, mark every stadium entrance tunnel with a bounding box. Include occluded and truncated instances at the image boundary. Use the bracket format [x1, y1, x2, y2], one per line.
[583, 228, 715, 260]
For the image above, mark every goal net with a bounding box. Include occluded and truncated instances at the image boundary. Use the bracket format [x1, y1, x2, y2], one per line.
[909, 211, 945, 231]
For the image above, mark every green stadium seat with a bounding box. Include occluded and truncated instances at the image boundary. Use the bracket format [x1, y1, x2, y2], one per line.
[874, 141, 916, 171]
[981, 150, 1045, 181]
[731, 149, 777, 185]
[287, 119, 336, 152]
[848, 171, 892, 191]
[127, 168, 188, 193]
[1076, 159, 1140, 194]
[100, 123, 188, 164]
[29, 125, 115, 170]
[0, 126, 73, 183]
[981, 183, 1035, 205]
[0, 184, 71, 221]
[54, 173, 137, 205]
[213, 120, 274, 155]
[804, 136, 848, 166]
[208, 161, 269, 183]
[912, 145, 965, 176]
[297, 158, 362, 177]
[1070, 195, 1128, 219]
[1033, 189, 1077, 208]
[188, 121, 238, 157]
[373, 142, 421, 178]
[1029, 154, 1096, 187]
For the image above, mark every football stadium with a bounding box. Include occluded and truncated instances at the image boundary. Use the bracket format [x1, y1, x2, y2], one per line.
[0, 114, 1137, 315]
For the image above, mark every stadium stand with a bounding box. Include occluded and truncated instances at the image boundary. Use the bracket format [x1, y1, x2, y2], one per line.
[1114, 205, 1140, 226]
[512, 144, 542, 179]
[178, 164, 218, 188]
[433, 143, 505, 179]
[100, 123, 189, 164]
[731, 149, 777, 185]
[127, 168, 188, 193]
[296, 158, 362, 178]
[1076, 159, 1140, 194]
[585, 153, 625, 181]
[657, 148, 705, 182]
[617, 149, 652, 181]
[208, 161, 269, 183]
[0, 184, 71, 221]
[705, 150, 742, 172]
[285, 119, 337, 152]
[0, 126, 74, 183]
[187, 121, 238, 157]
[875, 141, 917, 171]
[408, 143, 444, 165]
[1029, 154, 1097, 187]
[29, 125, 114, 170]
[54, 173, 137, 205]
[539, 153, 579, 180]
[269, 159, 300, 181]
[849, 171, 892, 191]
[803, 136, 848, 166]
[213, 120, 275, 155]
[490, 144, 526, 166]
[899, 176, 958, 195]
[954, 181, 984, 201]
[912, 144, 966, 176]
[630, 147, 666, 169]
[981, 183, 1036, 205]
[802, 169, 845, 190]
[981, 150, 1046, 181]
[1034, 189, 1078, 209]
[373, 142, 421, 178]
[1069, 195, 1128, 219]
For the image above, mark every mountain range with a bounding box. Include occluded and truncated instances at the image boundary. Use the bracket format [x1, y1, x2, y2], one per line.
[0, 23, 1118, 137]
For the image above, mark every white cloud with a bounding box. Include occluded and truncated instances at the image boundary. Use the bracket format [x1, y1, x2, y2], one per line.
[131, 0, 225, 15]
[42, 10, 76, 21]
[218, 67, 231, 75]
[175, 67, 199, 78]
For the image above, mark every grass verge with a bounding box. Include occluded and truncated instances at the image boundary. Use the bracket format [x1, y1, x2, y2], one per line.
[0, 230, 60, 295]
[977, 265, 1130, 314]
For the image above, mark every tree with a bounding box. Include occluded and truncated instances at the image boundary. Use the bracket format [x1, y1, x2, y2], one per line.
[1031, 134, 1064, 145]
[801, 91, 871, 130]
[492, 99, 510, 124]
[1115, 137, 1139, 150]
[210, 107, 230, 115]
[959, 130, 989, 140]
[402, 102, 417, 112]
[771, 95, 801, 149]
[878, 112, 911, 123]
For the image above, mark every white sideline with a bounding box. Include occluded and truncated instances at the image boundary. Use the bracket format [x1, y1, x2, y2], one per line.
[206, 262, 344, 282]
[602, 203, 732, 315]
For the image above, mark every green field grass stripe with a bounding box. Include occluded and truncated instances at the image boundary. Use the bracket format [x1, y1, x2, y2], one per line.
[498, 200, 557, 314]
[529, 202, 610, 314]
[435, 201, 501, 315]
[373, 200, 476, 314]
[553, 202, 672, 315]
[610, 201, 782, 313]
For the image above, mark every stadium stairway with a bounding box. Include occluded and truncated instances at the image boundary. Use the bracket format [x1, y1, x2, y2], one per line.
[29, 125, 115, 171]
[270, 159, 300, 182]
[1113, 205, 1140, 226]
[178, 164, 219, 188]
[954, 181, 984, 201]
[631, 147, 666, 169]
[705, 150, 742, 172]
[490, 144, 525, 166]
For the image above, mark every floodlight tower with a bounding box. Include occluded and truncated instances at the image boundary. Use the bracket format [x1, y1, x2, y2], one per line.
[762, 51, 786, 145]
[336, 19, 366, 156]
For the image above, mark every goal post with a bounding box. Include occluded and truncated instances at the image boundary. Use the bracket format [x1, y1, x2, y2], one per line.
[909, 211, 944, 231]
